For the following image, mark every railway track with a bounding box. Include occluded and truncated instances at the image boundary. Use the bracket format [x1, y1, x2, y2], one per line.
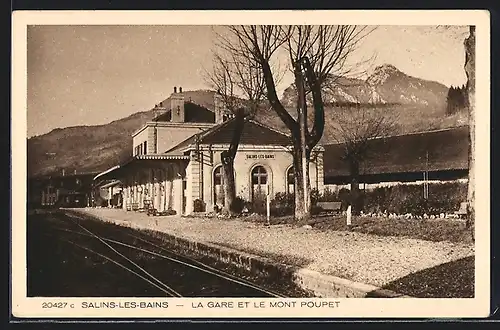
[34, 211, 286, 298]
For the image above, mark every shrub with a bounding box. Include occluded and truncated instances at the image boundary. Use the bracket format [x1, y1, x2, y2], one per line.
[362, 182, 467, 215]
[94, 195, 108, 207]
[193, 199, 206, 212]
[271, 189, 341, 216]
[164, 209, 176, 216]
[311, 205, 323, 215]
[320, 188, 338, 202]
[270, 192, 294, 216]
[338, 188, 351, 211]
[232, 197, 251, 214]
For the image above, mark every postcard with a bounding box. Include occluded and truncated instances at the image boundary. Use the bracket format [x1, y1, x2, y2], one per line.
[12, 9, 491, 319]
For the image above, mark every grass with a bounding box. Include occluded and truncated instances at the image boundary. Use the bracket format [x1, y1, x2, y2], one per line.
[377, 256, 474, 298]
[237, 212, 474, 298]
[238, 213, 473, 244]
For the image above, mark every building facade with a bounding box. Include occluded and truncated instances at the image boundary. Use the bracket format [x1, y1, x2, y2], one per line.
[28, 170, 98, 209]
[95, 87, 325, 215]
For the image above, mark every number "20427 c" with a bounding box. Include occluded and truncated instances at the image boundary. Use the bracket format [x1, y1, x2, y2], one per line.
[42, 302, 72, 308]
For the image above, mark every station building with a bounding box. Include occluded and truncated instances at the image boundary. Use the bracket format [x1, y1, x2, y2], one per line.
[95, 87, 325, 215]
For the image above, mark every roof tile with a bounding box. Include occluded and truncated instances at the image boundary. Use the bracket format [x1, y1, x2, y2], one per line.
[165, 118, 291, 153]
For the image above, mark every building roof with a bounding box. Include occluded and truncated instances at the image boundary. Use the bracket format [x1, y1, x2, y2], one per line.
[152, 102, 215, 123]
[99, 180, 122, 189]
[30, 171, 101, 182]
[94, 166, 121, 181]
[135, 154, 190, 160]
[323, 125, 469, 178]
[92, 154, 190, 181]
[165, 117, 292, 154]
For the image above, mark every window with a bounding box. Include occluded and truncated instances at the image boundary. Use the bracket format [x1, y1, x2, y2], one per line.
[214, 166, 223, 185]
[213, 166, 224, 206]
[287, 166, 295, 194]
[251, 166, 267, 185]
[143, 141, 147, 155]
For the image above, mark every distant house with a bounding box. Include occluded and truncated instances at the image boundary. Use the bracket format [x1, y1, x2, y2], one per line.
[28, 170, 99, 208]
[95, 179, 123, 207]
[322, 125, 469, 190]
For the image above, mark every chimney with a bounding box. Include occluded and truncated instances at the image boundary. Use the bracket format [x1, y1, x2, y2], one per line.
[174, 86, 177, 93]
[214, 93, 224, 124]
[170, 88, 185, 123]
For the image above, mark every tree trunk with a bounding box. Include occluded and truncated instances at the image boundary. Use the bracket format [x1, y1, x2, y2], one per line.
[295, 64, 311, 219]
[293, 144, 306, 222]
[221, 154, 237, 216]
[464, 26, 475, 235]
[220, 109, 246, 217]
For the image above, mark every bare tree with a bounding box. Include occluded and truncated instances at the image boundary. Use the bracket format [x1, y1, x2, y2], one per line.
[219, 25, 374, 221]
[204, 38, 266, 216]
[332, 106, 398, 214]
[464, 26, 475, 234]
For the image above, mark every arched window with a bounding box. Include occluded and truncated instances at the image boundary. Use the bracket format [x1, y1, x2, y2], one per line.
[252, 166, 267, 185]
[287, 166, 295, 194]
[251, 166, 268, 211]
[213, 165, 224, 206]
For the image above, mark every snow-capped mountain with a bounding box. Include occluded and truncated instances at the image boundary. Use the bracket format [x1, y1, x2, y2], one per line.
[281, 64, 448, 108]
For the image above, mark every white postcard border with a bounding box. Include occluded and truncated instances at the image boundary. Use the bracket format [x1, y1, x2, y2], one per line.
[11, 9, 491, 319]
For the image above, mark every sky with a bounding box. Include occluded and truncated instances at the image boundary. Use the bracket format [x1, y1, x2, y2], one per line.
[27, 25, 469, 138]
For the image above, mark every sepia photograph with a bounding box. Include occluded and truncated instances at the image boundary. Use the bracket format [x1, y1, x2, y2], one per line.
[12, 10, 490, 318]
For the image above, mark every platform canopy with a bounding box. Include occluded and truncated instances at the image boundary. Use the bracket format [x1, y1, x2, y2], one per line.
[93, 154, 190, 182]
[98, 180, 122, 189]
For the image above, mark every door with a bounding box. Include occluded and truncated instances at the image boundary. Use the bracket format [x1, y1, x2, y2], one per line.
[251, 166, 268, 213]
[213, 166, 225, 207]
[182, 177, 187, 215]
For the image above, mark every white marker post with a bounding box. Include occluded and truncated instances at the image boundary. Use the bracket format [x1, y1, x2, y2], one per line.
[346, 205, 352, 227]
[266, 184, 271, 226]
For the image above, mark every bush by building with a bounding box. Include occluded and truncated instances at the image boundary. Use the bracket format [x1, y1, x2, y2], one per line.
[193, 199, 206, 212]
[265, 182, 466, 218]
[270, 192, 295, 216]
[362, 182, 466, 216]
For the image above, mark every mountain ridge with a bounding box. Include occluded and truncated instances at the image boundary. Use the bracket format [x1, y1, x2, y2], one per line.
[281, 64, 449, 108]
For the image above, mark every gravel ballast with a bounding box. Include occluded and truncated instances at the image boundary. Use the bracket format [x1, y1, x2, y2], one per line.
[69, 208, 475, 288]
